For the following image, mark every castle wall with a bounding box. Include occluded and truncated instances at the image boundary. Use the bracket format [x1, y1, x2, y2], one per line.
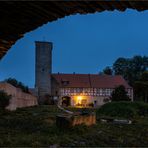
[0, 82, 38, 111]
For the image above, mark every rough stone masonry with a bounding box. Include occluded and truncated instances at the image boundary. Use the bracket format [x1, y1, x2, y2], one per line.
[35, 41, 53, 104]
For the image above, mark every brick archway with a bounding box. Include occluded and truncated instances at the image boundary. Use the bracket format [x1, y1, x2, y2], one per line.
[0, 1, 148, 59]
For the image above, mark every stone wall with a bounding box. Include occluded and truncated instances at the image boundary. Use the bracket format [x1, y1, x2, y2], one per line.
[35, 41, 52, 103]
[0, 82, 38, 111]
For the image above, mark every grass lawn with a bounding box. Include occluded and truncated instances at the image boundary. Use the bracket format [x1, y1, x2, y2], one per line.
[0, 104, 148, 147]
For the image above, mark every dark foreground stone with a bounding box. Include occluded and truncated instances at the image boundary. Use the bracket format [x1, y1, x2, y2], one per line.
[56, 112, 96, 128]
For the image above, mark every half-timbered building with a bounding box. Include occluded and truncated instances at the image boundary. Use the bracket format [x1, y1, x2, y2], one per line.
[51, 73, 133, 107]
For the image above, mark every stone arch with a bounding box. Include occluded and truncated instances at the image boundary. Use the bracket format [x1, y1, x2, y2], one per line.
[0, 1, 148, 59]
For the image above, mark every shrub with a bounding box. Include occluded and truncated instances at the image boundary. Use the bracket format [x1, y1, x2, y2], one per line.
[103, 98, 110, 103]
[0, 90, 11, 109]
[110, 85, 130, 101]
[96, 101, 148, 118]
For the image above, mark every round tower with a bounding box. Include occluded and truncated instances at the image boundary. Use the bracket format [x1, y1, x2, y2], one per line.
[35, 41, 52, 104]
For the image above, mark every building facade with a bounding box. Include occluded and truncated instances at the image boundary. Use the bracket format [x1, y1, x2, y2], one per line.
[35, 41, 133, 106]
[51, 74, 133, 107]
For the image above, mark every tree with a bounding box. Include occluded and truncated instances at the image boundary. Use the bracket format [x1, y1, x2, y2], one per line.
[134, 71, 148, 102]
[113, 56, 148, 86]
[5, 78, 29, 93]
[113, 57, 130, 76]
[0, 90, 11, 109]
[103, 66, 113, 75]
[102, 55, 148, 101]
[110, 85, 130, 102]
[5, 78, 18, 87]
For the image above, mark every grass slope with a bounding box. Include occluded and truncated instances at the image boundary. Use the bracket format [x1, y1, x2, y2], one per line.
[96, 101, 148, 118]
[0, 103, 148, 147]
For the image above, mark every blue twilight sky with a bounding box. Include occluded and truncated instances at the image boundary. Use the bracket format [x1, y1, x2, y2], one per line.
[0, 9, 148, 87]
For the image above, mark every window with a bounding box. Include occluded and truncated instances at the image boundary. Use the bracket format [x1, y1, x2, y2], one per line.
[102, 89, 106, 96]
[94, 89, 97, 96]
[74, 88, 76, 93]
[77, 88, 80, 93]
[61, 80, 69, 86]
[100, 89, 103, 96]
[127, 89, 131, 97]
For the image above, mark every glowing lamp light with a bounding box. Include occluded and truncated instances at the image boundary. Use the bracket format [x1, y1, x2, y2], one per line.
[77, 96, 82, 104]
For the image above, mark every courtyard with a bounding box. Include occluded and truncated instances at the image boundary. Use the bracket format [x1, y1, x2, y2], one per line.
[0, 103, 148, 147]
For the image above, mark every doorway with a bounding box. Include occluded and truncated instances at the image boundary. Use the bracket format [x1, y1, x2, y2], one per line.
[62, 96, 71, 107]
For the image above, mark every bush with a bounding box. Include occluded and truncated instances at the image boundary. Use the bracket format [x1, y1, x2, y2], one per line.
[5, 78, 29, 93]
[110, 85, 130, 101]
[96, 101, 148, 118]
[0, 90, 11, 109]
[103, 98, 110, 103]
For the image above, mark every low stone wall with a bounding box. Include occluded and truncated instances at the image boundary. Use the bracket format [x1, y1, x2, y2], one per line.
[56, 113, 96, 128]
[0, 82, 38, 110]
[72, 113, 96, 126]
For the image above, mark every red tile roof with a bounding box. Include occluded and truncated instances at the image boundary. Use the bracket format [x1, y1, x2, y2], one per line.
[52, 73, 132, 89]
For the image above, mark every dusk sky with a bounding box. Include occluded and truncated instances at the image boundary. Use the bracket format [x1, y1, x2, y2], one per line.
[0, 9, 148, 87]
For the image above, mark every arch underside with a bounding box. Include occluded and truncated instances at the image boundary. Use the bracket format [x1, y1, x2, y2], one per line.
[0, 1, 148, 59]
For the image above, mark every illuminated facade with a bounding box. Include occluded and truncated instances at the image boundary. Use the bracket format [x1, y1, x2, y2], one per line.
[51, 74, 133, 107]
